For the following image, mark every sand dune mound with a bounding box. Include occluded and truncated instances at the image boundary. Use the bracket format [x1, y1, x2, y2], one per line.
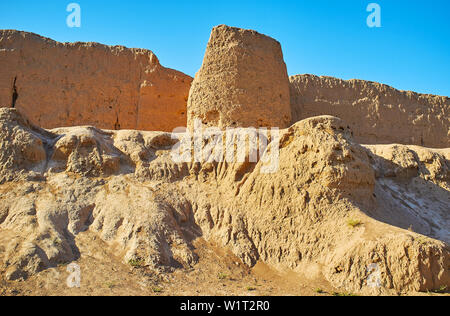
[0, 108, 448, 294]
[193, 116, 449, 293]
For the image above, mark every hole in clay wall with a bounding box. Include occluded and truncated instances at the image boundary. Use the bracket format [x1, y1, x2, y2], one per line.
[11, 77, 18, 108]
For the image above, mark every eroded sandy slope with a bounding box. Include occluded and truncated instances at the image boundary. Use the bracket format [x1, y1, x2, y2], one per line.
[0, 108, 448, 295]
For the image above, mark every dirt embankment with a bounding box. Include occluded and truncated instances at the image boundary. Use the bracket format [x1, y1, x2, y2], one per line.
[0, 108, 448, 295]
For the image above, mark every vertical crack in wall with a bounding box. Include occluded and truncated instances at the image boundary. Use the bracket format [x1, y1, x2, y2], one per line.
[114, 113, 121, 130]
[11, 77, 18, 108]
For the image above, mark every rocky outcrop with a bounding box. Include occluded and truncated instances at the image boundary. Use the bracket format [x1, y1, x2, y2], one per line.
[0, 108, 448, 294]
[289, 74, 450, 148]
[187, 25, 291, 130]
[0, 30, 192, 132]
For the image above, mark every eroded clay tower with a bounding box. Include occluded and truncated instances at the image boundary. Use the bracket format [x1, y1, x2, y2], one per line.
[187, 25, 292, 130]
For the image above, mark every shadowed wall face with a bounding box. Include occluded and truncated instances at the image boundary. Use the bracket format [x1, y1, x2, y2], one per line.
[0, 30, 193, 132]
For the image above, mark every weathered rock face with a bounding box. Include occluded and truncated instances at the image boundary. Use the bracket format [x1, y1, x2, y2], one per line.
[1, 108, 448, 294]
[187, 25, 291, 130]
[290, 74, 450, 148]
[0, 30, 192, 132]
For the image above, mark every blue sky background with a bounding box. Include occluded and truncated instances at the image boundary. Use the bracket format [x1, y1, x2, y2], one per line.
[1, 0, 449, 96]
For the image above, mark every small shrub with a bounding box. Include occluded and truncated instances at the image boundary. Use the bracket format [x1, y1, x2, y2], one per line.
[105, 281, 116, 289]
[128, 258, 144, 267]
[347, 219, 362, 228]
[218, 272, 228, 280]
[153, 287, 163, 293]
[332, 291, 358, 297]
[315, 288, 325, 294]
[432, 285, 448, 294]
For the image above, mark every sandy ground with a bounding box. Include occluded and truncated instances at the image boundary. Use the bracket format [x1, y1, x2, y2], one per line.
[0, 231, 446, 297]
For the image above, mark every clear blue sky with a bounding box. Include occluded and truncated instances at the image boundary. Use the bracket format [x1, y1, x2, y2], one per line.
[1, 0, 449, 96]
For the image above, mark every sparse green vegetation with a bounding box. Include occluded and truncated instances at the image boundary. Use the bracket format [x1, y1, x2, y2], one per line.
[347, 219, 362, 228]
[128, 258, 144, 267]
[218, 272, 228, 280]
[246, 286, 257, 291]
[315, 288, 325, 294]
[332, 291, 358, 297]
[105, 281, 116, 289]
[431, 285, 448, 294]
[152, 286, 163, 293]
